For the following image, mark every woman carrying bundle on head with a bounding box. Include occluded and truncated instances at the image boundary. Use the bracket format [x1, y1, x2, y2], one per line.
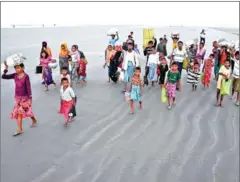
[2, 59, 37, 136]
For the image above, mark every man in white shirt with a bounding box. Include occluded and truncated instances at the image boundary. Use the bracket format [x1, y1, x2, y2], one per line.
[231, 51, 240, 105]
[171, 41, 187, 75]
[171, 41, 187, 90]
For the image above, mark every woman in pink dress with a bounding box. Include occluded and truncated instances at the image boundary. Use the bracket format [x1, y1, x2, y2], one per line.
[2, 61, 37, 136]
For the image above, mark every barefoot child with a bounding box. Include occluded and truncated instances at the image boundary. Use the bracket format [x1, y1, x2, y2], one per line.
[60, 67, 71, 86]
[78, 58, 87, 86]
[164, 62, 181, 110]
[59, 77, 76, 125]
[129, 67, 144, 114]
[216, 60, 231, 107]
[40, 50, 56, 91]
[187, 61, 201, 91]
[2, 61, 37, 136]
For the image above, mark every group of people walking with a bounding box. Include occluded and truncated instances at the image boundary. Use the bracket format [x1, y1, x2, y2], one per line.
[2, 29, 239, 136]
[104, 30, 239, 112]
[2, 41, 88, 136]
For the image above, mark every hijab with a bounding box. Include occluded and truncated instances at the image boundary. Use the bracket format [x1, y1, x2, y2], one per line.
[59, 42, 70, 57]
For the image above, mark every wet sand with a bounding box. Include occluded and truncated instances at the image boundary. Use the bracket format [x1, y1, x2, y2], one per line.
[1, 25, 239, 182]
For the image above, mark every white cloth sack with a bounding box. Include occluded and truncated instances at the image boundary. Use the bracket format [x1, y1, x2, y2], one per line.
[107, 28, 118, 36]
[6, 53, 25, 67]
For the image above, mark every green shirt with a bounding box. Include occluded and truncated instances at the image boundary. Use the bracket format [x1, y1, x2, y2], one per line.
[167, 71, 181, 83]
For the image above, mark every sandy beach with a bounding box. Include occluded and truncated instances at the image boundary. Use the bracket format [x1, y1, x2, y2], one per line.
[1, 25, 239, 182]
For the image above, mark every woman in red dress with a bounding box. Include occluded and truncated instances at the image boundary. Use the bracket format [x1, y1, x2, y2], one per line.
[202, 54, 215, 88]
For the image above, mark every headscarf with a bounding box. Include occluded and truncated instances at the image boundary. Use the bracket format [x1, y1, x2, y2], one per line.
[59, 42, 70, 57]
[42, 41, 52, 58]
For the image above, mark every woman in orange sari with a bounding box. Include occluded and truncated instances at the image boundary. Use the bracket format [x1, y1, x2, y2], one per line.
[59, 42, 70, 72]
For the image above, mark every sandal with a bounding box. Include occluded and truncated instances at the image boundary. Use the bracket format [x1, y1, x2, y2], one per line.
[12, 131, 23, 137]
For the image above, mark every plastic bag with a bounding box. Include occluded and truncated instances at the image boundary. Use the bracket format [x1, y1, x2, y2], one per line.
[220, 79, 231, 95]
[201, 73, 204, 81]
[161, 88, 167, 103]
[119, 71, 124, 82]
[183, 58, 188, 70]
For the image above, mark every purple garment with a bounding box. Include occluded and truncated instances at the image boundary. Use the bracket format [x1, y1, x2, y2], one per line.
[2, 70, 32, 99]
[43, 67, 55, 85]
[212, 47, 219, 59]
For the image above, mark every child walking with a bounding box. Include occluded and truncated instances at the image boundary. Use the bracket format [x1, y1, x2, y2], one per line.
[202, 54, 214, 88]
[158, 57, 169, 86]
[60, 67, 71, 86]
[129, 67, 144, 114]
[187, 61, 201, 91]
[216, 60, 231, 107]
[2, 61, 37, 136]
[164, 62, 181, 110]
[77, 58, 87, 86]
[40, 50, 56, 91]
[59, 77, 76, 125]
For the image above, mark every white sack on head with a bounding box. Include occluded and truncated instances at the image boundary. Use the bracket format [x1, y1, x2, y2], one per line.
[107, 28, 118, 36]
[6, 53, 26, 67]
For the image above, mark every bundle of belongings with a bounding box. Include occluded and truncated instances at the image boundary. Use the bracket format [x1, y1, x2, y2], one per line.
[171, 32, 180, 39]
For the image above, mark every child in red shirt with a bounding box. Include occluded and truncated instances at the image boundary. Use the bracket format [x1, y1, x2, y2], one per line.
[77, 58, 87, 86]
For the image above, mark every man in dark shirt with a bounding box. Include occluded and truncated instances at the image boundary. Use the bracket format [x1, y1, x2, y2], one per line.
[157, 38, 167, 56]
[143, 41, 154, 84]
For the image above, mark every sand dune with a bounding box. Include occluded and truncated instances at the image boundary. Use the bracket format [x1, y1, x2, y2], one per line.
[1, 25, 239, 182]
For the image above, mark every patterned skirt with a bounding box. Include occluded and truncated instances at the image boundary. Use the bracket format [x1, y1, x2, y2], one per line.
[130, 85, 141, 102]
[167, 83, 177, 98]
[11, 97, 34, 119]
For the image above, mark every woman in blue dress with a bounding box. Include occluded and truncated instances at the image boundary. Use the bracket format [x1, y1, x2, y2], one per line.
[129, 67, 144, 114]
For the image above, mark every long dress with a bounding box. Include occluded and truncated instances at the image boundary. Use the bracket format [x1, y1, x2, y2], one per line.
[130, 77, 142, 102]
[196, 48, 206, 68]
[202, 59, 214, 85]
[43, 67, 55, 86]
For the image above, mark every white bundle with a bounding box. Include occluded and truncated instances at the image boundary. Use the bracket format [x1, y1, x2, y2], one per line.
[107, 28, 118, 36]
[171, 32, 180, 39]
[6, 53, 26, 67]
[218, 38, 229, 47]
[48, 58, 58, 69]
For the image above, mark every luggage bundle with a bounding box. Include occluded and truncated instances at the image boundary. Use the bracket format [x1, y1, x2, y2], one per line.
[171, 32, 180, 39]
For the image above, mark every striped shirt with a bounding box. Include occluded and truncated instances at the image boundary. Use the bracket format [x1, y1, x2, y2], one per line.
[173, 48, 187, 63]
[187, 69, 201, 85]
